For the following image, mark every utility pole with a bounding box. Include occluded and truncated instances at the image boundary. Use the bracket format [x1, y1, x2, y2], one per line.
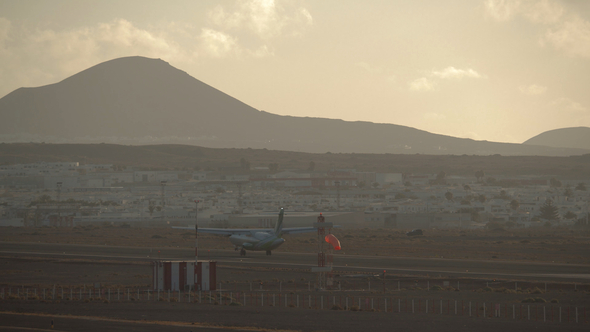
[335, 181, 340, 211]
[194, 200, 200, 291]
[160, 181, 167, 224]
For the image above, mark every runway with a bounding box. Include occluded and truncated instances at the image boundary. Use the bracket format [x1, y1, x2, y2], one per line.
[1, 241, 589, 283]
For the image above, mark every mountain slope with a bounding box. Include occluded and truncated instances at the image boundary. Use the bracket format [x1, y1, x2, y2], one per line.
[523, 127, 590, 150]
[0, 56, 588, 156]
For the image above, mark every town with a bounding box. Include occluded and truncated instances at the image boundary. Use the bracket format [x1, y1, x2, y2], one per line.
[1, 161, 588, 230]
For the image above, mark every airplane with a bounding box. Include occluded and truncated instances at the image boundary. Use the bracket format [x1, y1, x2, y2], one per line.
[173, 208, 326, 256]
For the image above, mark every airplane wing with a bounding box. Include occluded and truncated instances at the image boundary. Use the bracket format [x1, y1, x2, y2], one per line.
[281, 225, 341, 235]
[172, 226, 272, 236]
[173, 225, 340, 236]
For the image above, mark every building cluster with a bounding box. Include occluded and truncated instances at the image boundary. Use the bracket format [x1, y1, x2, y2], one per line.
[0, 161, 588, 229]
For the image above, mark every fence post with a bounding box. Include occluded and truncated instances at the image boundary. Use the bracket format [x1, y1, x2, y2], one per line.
[528, 305, 530, 320]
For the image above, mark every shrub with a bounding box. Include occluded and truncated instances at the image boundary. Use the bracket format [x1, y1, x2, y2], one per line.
[331, 304, 343, 310]
[521, 298, 535, 303]
[170, 297, 178, 303]
[229, 302, 242, 306]
[534, 297, 546, 303]
[350, 305, 361, 311]
[158, 297, 166, 302]
[482, 287, 493, 292]
[103, 299, 110, 303]
[431, 285, 443, 291]
[530, 287, 544, 294]
[83, 299, 90, 303]
[550, 299, 559, 303]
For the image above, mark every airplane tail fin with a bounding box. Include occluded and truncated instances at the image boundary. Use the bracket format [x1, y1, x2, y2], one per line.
[274, 208, 284, 236]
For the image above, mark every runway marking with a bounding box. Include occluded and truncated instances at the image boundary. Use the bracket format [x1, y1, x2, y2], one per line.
[0, 311, 297, 331]
[2, 248, 590, 281]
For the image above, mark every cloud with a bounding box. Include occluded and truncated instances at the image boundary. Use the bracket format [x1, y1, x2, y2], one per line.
[207, 0, 313, 40]
[485, 0, 564, 24]
[200, 28, 238, 58]
[485, 0, 590, 58]
[431, 67, 484, 79]
[519, 84, 547, 95]
[408, 66, 484, 91]
[409, 77, 436, 91]
[551, 97, 587, 113]
[485, 0, 523, 21]
[542, 16, 590, 58]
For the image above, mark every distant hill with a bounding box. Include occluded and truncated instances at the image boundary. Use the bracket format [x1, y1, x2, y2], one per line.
[1, 143, 590, 178]
[523, 127, 590, 150]
[1, 56, 588, 156]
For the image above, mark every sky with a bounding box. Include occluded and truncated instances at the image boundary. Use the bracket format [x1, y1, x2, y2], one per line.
[1, 0, 589, 143]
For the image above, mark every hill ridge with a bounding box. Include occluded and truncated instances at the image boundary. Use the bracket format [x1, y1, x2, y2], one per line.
[0, 56, 588, 156]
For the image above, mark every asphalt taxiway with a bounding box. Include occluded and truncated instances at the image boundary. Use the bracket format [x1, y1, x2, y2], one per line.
[1, 242, 589, 282]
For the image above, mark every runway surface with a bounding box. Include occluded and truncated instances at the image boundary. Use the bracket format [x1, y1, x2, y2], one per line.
[1, 241, 589, 282]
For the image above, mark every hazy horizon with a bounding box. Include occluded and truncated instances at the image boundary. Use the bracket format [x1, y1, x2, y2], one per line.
[1, 0, 589, 144]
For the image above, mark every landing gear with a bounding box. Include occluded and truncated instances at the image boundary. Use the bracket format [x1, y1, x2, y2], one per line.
[240, 248, 246, 256]
[266, 250, 272, 256]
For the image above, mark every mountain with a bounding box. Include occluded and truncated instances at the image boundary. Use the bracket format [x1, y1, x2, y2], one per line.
[523, 127, 590, 150]
[1, 56, 588, 156]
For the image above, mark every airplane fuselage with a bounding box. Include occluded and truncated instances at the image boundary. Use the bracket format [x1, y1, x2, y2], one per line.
[229, 233, 286, 251]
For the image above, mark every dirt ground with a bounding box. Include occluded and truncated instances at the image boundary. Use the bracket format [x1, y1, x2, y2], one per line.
[1, 300, 589, 332]
[2, 226, 590, 264]
[1, 226, 590, 331]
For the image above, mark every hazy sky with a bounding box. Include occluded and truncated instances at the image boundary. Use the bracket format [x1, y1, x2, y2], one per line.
[1, 0, 589, 143]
